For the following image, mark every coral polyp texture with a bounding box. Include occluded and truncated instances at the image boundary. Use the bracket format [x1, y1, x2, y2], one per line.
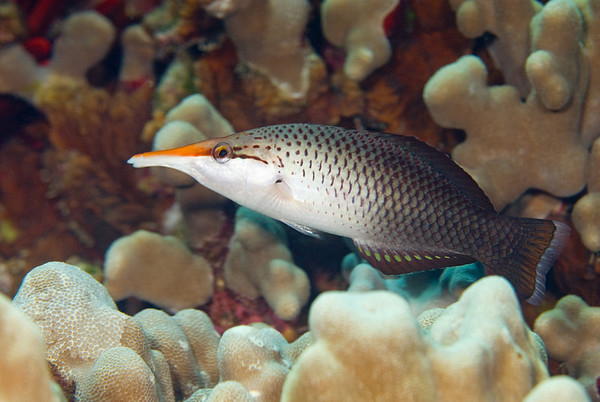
[12, 262, 223, 400]
[535, 295, 600, 400]
[282, 276, 549, 401]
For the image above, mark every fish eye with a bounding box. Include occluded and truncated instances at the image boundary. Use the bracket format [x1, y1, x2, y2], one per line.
[212, 142, 233, 163]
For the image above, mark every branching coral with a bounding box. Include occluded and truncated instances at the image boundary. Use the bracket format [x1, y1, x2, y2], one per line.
[204, 0, 324, 101]
[423, 0, 596, 211]
[104, 230, 214, 312]
[224, 208, 310, 320]
[321, 0, 399, 81]
[535, 295, 600, 400]
[281, 276, 548, 401]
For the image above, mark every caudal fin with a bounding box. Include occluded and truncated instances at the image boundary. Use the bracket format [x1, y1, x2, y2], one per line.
[488, 219, 570, 305]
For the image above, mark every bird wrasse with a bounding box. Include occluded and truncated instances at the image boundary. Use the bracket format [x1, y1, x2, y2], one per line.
[129, 124, 569, 305]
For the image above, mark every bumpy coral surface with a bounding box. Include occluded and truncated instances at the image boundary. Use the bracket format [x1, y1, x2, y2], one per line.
[12, 262, 164, 398]
[12, 262, 222, 400]
[104, 230, 214, 312]
[535, 295, 600, 400]
[282, 276, 548, 401]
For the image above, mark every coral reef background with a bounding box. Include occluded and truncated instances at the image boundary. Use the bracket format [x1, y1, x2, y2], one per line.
[1, 0, 600, 400]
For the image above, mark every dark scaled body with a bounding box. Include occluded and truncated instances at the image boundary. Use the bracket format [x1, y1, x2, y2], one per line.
[239, 124, 568, 305]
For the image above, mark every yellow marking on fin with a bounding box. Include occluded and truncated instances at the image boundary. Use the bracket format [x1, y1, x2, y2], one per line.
[425, 256, 433, 260]
[444, 256, 451, 259]
[414, 255, 422, 260]
[384, 255, 391, 263]
[405, 256, 412, 262]
[374, 253, 382, 262]
[365, 249, 371, 257]
[434, 256, 441, 259]
[394, 255, 402, 262]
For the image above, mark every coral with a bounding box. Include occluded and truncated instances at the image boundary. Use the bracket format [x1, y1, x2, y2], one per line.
[205, 0, 322, 100]
[524, 376, 590, 402]
[573, 137, 600, 253]
[0, 292, 64, 401]
[164, 94, 234, 139]
[281, 276, 548, 401]
[74, 346, 165, 401]
[48, 11, 116, 80]
[224, 208, 310, 320]
[120, 25, 155, 85]
[321, 0, 399, 81]
[12, 262, 169, 398]
[103, 230, 214, 312]
[449, 0, 542, 95]
[534, 295, 600, 400]
[217, 325, 312, 401]
[347, 262, 387, 292]
[134, 309, 219, 398]
[424, 0, 595, 210]
[12, 261, 224, 400]
[438, 263, 485, 298]
[148, 94, 233, 248]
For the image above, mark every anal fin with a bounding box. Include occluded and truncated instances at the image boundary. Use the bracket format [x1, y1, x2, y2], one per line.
[353, 240, 476, 275]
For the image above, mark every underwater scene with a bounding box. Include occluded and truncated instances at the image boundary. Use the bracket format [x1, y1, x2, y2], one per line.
[0, 0, 599, 400]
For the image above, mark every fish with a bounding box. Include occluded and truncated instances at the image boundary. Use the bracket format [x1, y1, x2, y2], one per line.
[129, 123, 569, 305]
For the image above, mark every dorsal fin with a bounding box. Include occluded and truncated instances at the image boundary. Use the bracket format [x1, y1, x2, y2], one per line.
[365, 131, 496, 212]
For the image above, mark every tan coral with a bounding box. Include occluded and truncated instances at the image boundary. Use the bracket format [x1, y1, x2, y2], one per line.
[12, 262, 171, 399]
[74, 347, 163, 401]
[217, 325, 311, 401]
[48, 11, 116, 80]
[134, 309, 218, 398]
[534, 295, 600, 401]
[205, 0, 320, 100]
[424, 54, 588, 210]
[424, 0, 594, 210]
[224, 208, 310, 320]
[173, 309, 221, 386]
[573, 137, 600, 252]
[524, 376, 590, 402]
[449, 0, 542, 95]
[281, 276, 548, 401]
[104, 230, 214, 312]
[0, 293, 63, 401]
[321, 0, 399, 81]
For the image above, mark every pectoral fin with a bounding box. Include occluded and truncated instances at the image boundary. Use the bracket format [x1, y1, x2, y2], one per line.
[281, 220, 323, 239]
[353, 240, 476, 275]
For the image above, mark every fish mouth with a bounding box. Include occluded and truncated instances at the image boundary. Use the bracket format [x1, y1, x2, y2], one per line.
[128, 142, 214, 168]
